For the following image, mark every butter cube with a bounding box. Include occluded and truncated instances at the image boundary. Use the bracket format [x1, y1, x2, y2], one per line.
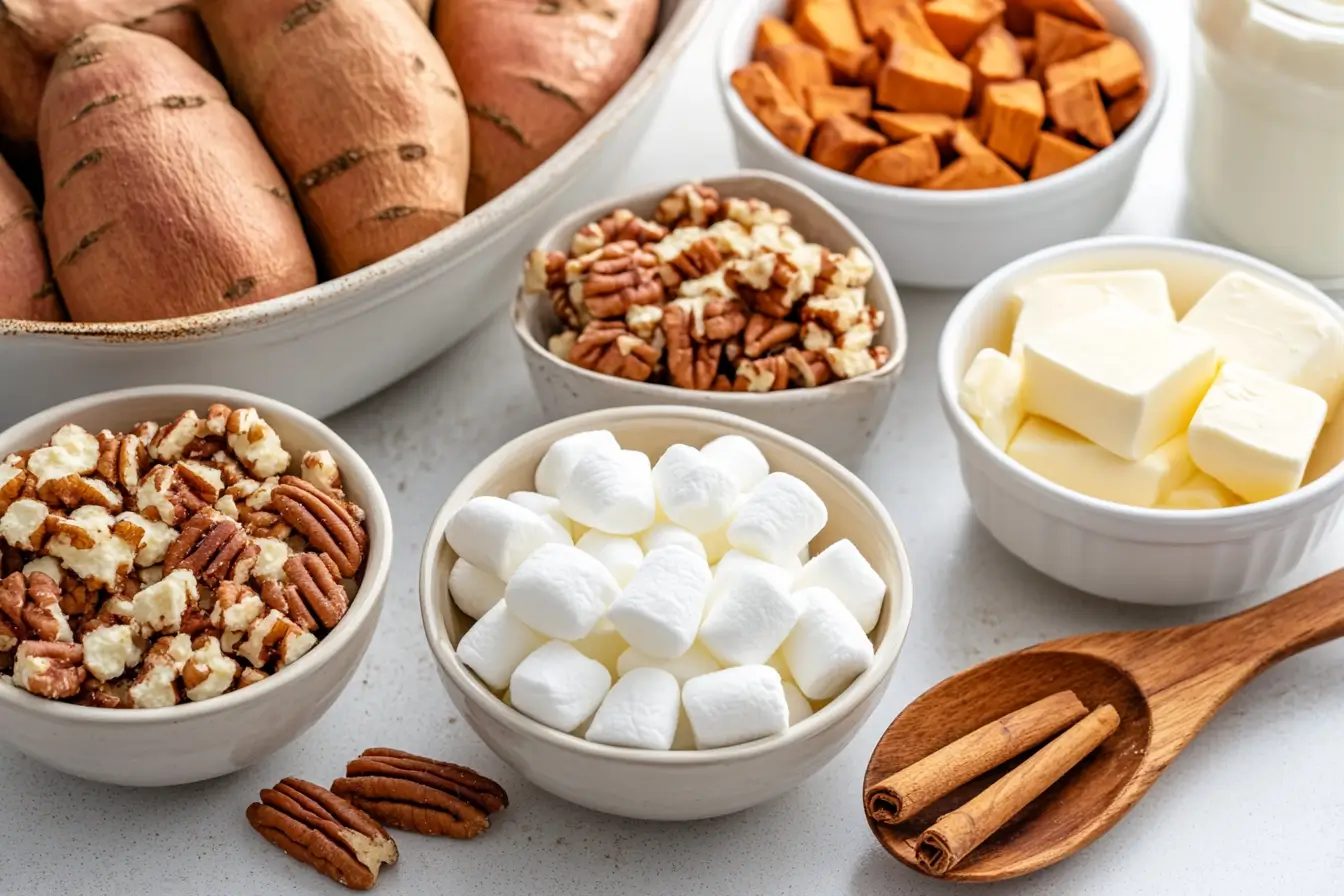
[958, 348, 1024, 449]
[1187, 362, 1327, 503]
[1180, 271, 1344, 414]
[1022, 303, 1218, 460]
[1159, 472, 1243, 511]
[1007, 417, 1195, 507]
[1010, 270, 1174, 358]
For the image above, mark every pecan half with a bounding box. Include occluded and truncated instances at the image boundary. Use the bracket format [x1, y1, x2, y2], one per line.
[96, 430, 148, 494]
[331, 748, 508, 839]
[743, 313, 800, 358]
[247, 778, 398, 891]
[784, 347, 834, 389]
[735, 356, 790, 392]
[570, 320, 662, 383]
[659, 236, 724, 289]
[0, 456, 34, 515]
[570, 241, 664, 319]
[271, 478, 366, 579]
[238, 506, 292, 541]
[654, 183, 721, 228]
[663, 305, 723, 391]
[163, 513, 249, 587]
[572, 208, 668, 255]
[283, 553, 349, 630]
[13, 640, 85, 699]
[0, 571, 71, 643]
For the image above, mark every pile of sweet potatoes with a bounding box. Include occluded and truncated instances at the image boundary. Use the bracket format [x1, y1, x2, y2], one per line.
[0, 0, 660, 324]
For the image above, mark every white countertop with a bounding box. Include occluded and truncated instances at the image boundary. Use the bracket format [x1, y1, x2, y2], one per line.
[4, 1, 1342, 893]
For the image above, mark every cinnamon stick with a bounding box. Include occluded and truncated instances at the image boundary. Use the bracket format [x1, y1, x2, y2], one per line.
[914, 704, 1121, 876]
[865, 690, 1087, 825]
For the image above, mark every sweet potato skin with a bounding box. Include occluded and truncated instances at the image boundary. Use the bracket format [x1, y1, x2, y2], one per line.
[436, 0, 660, 209]
[0, 154, 60, 321]
[200, 0, 470, 276]
[38, 24, 317, 322]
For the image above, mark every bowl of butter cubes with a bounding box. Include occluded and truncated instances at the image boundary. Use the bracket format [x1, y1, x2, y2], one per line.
[940, 235, 1344, 605]
[419, 405, 912, 820]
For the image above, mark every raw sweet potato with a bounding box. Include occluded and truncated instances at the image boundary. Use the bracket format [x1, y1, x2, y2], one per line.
[38, 25, 316, 322]
[0, 2, 217, 145]
[200, 0, 469, 276]
[435, 0, 659, 209]
[0, 154, 59, 321]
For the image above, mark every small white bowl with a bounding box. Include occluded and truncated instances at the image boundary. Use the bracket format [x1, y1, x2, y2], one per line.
[717, 0, 1168, 290]
[939, 236, 1344, 605]
[419, 406, 913, 820]
[0, 386, 393, 785]
[512, 170, 909, 469]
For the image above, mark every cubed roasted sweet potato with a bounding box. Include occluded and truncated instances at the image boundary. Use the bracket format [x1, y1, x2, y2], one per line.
[1030, 11, 1112, 77]
[1021, 0, 1107, 30]
[871, 110, 956, 148]
[854, 133, 941, 186]
[924, 0, 1006, 58]
[754, 17, 804, 58]
[793, 0, 873, 79]
[810, 115, 889, 172]
[1107, 83, 1148, 134]
[926, 152, 1023, 189]
[877, 45, 973, 117]
[732, 62, 816, 154]
[982, 79, 1044, 169]
[1046, 76, 1112, 147]
[871, 0, 953, 58]
[804, 84, 874, 120]
[761, 42, 832, 104]
[1044, 38, 1144, 98]
[964, 23, 1025, 97]
[1030, 131, 1095, 178]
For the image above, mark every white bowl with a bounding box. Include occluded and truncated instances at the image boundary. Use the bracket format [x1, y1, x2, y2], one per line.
[0, 0, 709, 430]
[419, 406, 913, 820]
[938, 236, 1344, 605]
[717, 0, 1168, 290]
[512, 170, 909, 468]
[0, 386, 393, 785]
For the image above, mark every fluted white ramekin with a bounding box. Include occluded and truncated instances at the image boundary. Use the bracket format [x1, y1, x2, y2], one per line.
[939, 236, 1344, 605]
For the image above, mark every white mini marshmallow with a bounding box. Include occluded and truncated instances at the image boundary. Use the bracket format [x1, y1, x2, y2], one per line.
[681, 665, 789, 749]
[448, 558, 505, 620]
[782, 682, 814, 726]
[608, 546, 711, 659]
[504, 543, 620, 640]
[534, 429, 621, 497]
[793, 539, 887, 633]
[457, 601, 545, 691]
[639, 523, 707, 559]
[616, 643, 720, 684]
[560, 449, 656, 536]
[510, 641, 612, 732]
[651, 444, 740, 534]
[700, 434, 770, 493]
[783, 586, 875, 700]
[576, 530, 644, 587]
[585, 666, 681, 750]
[708, 550, 794, 615]
[508, 490, 575, 539]
[446, 496, 569, 581]
[728, 473, 827, 566]
[699, 566, 805, 667]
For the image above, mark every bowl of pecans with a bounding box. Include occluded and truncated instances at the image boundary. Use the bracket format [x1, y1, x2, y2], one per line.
[512, 172, 908, 468]
[0, 386, 392, 786]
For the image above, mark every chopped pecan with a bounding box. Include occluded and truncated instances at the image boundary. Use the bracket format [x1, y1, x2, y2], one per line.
[283, 553, 349, 630]
[272, 478, 367, 579]
[247, 778, 399, 891]
[663, 304, 723, 390]
[784, 347, 834, 389]
[721, 196, 791, 227]
[41, 474, 124, 512]
[147, 410, 201, 463]
[550, 287, 586, 331]
[570, 321, 662, 382]
[136, 464, 209, 526]
[236, 667, 268, 689]
[523, 247, 567, 294]
[332, 748, 508, 839]
[74, 676, 128, 708]
[0, 456, 34, 515]
[568, 241, 664, 319]
[13, 640, 85, 699]
[572, 208, 668, 255]
[163, 513, 250, 587]
[300, 450, 344, 499]
[735, 356, 790, 392]
[710, 374, 734, 391]
[0, 571, 72, 642]
[744, 314, 800, 358]
[659, 236, 724, 290]
[654, 183, 721, 228]
[96, 430, 149, 495]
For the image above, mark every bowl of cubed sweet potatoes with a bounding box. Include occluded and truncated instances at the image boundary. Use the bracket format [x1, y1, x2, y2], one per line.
[718, 0, 1166, 290]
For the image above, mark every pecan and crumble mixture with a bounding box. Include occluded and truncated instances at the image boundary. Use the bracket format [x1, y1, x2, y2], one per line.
[523, 183, 891, 393]
[0, 405, 368, 708]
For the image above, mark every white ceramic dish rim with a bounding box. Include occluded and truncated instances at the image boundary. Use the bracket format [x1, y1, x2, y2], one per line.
[419, 404, 914, 766]
[511, 168, 910, 403]
[716, 0, 1168, 210]
[0, 385, 393, 724]
[0, 0, 710, 343]
[937, 234, 1344, 529]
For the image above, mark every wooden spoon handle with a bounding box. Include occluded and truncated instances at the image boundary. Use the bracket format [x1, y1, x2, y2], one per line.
[1211, 566, 1344, 666]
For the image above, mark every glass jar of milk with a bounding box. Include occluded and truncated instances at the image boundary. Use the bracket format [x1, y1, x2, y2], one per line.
[1188, 0, 1344, 288]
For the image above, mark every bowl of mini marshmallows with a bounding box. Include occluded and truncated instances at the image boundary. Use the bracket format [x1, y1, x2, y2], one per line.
[419, 405, 912, 820]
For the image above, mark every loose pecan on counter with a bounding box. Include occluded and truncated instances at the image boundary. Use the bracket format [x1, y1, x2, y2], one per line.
[332, 748, 509, 839]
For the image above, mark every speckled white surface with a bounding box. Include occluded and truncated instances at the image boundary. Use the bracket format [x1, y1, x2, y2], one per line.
[3, 1, 1343, 892]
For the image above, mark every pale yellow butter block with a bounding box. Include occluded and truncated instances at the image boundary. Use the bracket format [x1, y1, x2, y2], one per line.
[1009, 270, 1174, 358]
[1180, 271, 1344, 414]
[1187, 362, 1327, 503]
[1159, 471, 1244, 510]
[1007, 417, 1195, 507]
[1022, 303, 1218, 461]
[958, 348, 1025, 450]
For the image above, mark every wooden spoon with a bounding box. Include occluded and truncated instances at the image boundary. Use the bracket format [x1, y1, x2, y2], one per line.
[864, 567, 1344, 882]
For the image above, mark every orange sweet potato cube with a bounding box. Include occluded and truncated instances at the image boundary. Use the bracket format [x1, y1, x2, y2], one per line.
[761, 42, 832, 105]
[924, 0, 1006, 58]
[926, 152, 1024, 189]
[854, 134, 942, 186]
[731, 62, 817, 154]
[1017, 36, 1037, 68]
[1047, 77, 1113, 147]
[1024, 0, 1107, 30]
[872, 0, 954, 58]
[1031, 11, 1112, 77]
[804, 84, 875, 120]
[982, 80, 1045, 169]
[853, 0, 902, 40]
[952, 118, 994, 157]
[964, 23, 1026, 97]
[870, 111, 957, 148]
[1107, 83, 1148, 134]
[793, 0, 873, 79]
[754, 17, 805, 59]
[1044, 39, 1145, 98]
[1030, 131, 1096, 179]
[877, 45, 974, 117]
[810, 115, 890, 172]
